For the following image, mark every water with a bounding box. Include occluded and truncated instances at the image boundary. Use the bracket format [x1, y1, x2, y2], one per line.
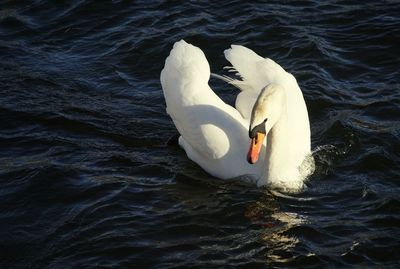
[0, 1, 399, 268]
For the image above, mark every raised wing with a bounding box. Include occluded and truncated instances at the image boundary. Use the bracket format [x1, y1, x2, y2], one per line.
[160, 40, 248, 161]
[223, 45, 292, 120]
[224, 45, 287, 92]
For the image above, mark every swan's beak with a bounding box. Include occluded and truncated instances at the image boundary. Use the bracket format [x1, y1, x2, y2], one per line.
[247, 132, 266, 164]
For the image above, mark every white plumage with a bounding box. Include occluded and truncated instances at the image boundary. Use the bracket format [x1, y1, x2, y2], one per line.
[161, 40, 313, 192]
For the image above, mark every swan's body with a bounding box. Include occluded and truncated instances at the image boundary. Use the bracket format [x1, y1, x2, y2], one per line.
[161, 40, 313, 191]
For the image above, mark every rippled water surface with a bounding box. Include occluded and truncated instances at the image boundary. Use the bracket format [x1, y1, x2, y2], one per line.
[1, 1, 399, 268]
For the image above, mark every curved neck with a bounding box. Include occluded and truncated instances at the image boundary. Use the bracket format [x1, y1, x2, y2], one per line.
[263, 109, 290, 175]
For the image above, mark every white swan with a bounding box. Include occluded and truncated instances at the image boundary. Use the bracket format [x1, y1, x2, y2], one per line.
[161, 40, 313, 191]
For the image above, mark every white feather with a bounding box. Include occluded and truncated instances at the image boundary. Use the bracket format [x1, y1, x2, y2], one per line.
[161, 40, 313, 192]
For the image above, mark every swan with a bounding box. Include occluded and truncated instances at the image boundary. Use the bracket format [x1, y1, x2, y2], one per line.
[160, 40, 313, 191]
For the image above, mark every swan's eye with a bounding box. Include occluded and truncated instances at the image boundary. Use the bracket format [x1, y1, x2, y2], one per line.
[249, 119, 267, 138]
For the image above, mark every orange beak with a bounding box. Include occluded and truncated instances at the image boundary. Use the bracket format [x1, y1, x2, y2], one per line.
[247, 133, 266, 164]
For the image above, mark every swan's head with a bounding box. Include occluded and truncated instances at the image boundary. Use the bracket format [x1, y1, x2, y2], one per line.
[247, 84, 285, 164]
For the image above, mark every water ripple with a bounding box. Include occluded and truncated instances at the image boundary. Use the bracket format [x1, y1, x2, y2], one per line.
[0, 0, 399, 268]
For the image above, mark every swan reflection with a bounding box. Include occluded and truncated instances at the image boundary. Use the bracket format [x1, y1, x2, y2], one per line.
[245, 192, 309, 264]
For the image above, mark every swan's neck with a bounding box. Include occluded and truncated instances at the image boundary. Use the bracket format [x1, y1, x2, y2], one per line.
[262, 111, 293, 184]
[261, 110, 310, 190]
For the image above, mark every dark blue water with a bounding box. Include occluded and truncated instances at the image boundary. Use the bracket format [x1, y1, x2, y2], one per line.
[1, 1, 399, 268]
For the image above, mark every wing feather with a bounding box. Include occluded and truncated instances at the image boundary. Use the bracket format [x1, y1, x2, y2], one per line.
[161, 40, 247, 160]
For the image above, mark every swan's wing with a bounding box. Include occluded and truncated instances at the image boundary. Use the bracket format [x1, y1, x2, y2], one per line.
[222, 45, 292, 119]
[160, 40, 248, 161]
[210, 73, 253, 92]
[224, 45, 288, 92]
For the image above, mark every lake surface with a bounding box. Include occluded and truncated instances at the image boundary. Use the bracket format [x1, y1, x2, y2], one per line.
[0, 1, 399, 268]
